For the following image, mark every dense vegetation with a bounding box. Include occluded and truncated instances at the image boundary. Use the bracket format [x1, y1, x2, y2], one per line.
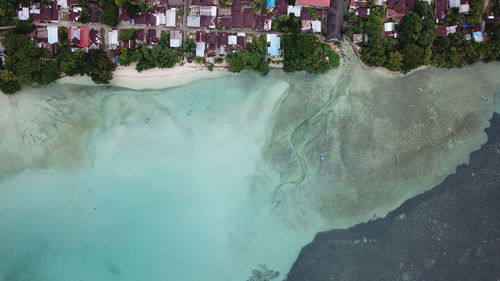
[272, 14, 301, 33]
[346, 2, 500, 73]
[226, 35, 269, 75]
[283, 33, 340, 73]
[115, 0, 149, 18]
[118, 32, 183, 72]
[0, 22, 116, 94]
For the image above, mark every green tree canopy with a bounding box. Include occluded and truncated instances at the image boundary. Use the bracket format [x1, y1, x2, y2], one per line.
[398, 12, 423, 44]
[283, 34, 340, 73]
[415, 0, 432, 17]
[0, 69, 21, 94]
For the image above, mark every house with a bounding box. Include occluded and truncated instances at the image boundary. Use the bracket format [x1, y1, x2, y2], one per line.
[266, 34, 280, 56]
[295, 0, 330, 7]
[434, 25, 448, 37]
[187, 16, 201, 27]
[40, 2, 59, 22]
[458, 1, 470, 14]
[57, 0, 68, 9]
[36, 27, 48, 41]
[18, 5, 30, 20]
[218, 17, 233, 28]
[119, 7, 131, 21]
[435, 0, 448, 21]
[473, 31, 483, 42]
[384, 22, 396, 37]
[272, 0, 288, 15]
[68, 26, 90, 50]
[108, 29, 119, 50]
[287, 5, 302, 17]
[135, 29, 145, 43]
[232, 10, 243, 28]
[79, 27, 89, 48]
[353, 33, 363, 43]
[89, 3, 100, 23]
[29, 3, 41, 20]
[384, 22, 395, 32]
[47, 25, 59, 45]
[242, 8, 254, 28]
[311, 20, 321, 32]
[146, 29, 158, 46]
[166, 8, 177, 26]
[447, 25, 457, 34]
[236, 32, 245, 51]
[356, 7, 370, 17]
[134, 11, 148, 25]
[69, 6, 82, 21]
[449, 0, 460, 8]
[196, 42, 206, 57]
[217, 32, 228, 55]
[168, 0, 184, 6]
[170, 30, 182, 47]
[205, 31, 218, 55]
[266, 0, 276, 8]
[89, 29, 100, 49]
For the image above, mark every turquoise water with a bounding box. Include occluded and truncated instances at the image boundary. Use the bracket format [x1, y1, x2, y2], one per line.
[1, 55, 500, 281]
[0, 74, 313, 281]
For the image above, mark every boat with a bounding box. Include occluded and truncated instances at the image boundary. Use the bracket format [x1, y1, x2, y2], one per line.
[480, 96, 489, 101]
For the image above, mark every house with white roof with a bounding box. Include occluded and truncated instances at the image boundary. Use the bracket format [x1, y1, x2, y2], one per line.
[47, 25, 59, 44]
[108, 29, 119, 50]
[170, 30, 182, 48]
[166, 8, 177, 27]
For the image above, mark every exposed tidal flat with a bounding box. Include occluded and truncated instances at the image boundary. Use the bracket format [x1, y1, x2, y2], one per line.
[0, 47, 499, 280]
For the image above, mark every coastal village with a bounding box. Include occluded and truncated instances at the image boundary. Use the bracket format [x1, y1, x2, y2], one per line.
[0, 0, 498, 93]
[2, 0, 342, 66]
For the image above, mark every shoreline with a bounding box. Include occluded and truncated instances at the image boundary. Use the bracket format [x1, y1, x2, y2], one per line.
[57, 64, 230, 90]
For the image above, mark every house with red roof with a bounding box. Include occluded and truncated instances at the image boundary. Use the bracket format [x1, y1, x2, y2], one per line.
[295, 0, 330, 7]
[68, 26, 90, 51]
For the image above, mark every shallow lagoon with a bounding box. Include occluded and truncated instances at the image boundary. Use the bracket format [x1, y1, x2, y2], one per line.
[0, 52, 499, 280]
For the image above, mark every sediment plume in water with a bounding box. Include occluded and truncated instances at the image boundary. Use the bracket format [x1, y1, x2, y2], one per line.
[0, 46, 499, 280]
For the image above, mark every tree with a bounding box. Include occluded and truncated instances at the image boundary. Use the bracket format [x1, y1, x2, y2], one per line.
[361, 35, 395, 66]
[272, 14, 301, 33]
[386, 51, 403, 71]
[415, 0, 431, 17]
[34, 60, 60, 85]
[398, 12, 422, 44]
[418, 29, 435, 47]
[0, 69, 21, 94]
[401, 43, 429, 71]
[99, 2, 119, 26]
[118, 48, 139, 66]
[247, 265, 279, 281]
[80, 49, 117, 84]
[119, 29, 136, 41]
[283, 33, 340, 73]
[56, 51, 84, 76]
[14, 20, 35, 34]
[364, 6, 386, 35]
[447, 7, 464, 25]
[79, 7, 90, 23]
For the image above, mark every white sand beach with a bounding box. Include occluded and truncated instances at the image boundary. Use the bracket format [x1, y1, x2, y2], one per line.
[58, 64, 229, 90]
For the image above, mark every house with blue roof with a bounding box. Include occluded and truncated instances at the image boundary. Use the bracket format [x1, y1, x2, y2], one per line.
[266, 34, 281, 56]
[266, 0, 275, 8]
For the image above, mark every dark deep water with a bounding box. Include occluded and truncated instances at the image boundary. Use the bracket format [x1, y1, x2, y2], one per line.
[287, 113, 500, 281]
